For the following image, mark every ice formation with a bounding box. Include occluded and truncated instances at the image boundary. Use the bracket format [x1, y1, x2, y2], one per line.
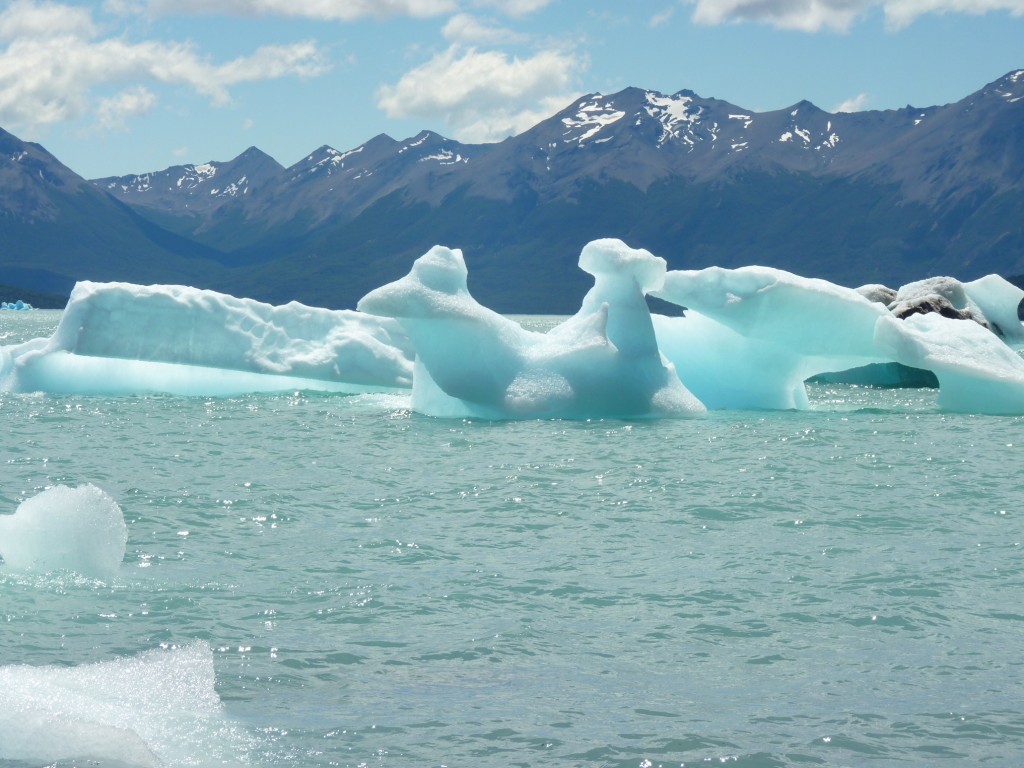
[876, 311, 1024, 415]
[0, 484, 127, 577]
[650, 266, 894, 409]
[2, 240, 1024, 415]
[0, 642, 252, 767]
[1, 299, 33, 310]
[0, 281, 413, 396]
[357, 240, 705, 419]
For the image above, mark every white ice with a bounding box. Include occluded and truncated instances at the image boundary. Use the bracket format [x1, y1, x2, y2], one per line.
[876, 311, 1024, 414]
[0, 642, 252, 767]
[357, 240, 705, 419]
[0, 281, 413, 396]
[0, 484, 127, 577]
[650, 266, 893, 409]
[3, 242, 1024, 415]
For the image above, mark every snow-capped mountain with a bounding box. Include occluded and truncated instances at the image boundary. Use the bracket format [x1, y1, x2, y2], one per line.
[0, 128, 227, 296]
[1, 70, 1021, 311]
[93, 146, 284, 221]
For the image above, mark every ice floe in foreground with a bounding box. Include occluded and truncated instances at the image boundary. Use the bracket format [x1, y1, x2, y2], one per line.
[0, 643, 251, 767]
[2, 239, 1024, 416]
[0, 484, 127, 578]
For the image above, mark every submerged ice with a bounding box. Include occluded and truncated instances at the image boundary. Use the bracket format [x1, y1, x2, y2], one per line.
[1, 239, 1023, 416]
[0, 484, 127, 577]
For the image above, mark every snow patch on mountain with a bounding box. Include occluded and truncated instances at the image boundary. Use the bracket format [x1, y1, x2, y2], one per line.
[420, 149, 467, 165]
[644, 92, 702, 147]
[561, 97, 626, 146]
[729, 113, 753, 129]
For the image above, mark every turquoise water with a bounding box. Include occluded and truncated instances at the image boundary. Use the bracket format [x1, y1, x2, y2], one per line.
[2, 311, 1024, 767]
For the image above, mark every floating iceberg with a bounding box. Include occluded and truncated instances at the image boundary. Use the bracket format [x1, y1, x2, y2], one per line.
[1, 299, 33, 310]
[0, 281, 413, 396]
[876, 311, 1024, 415]
[357, 240, 705, 419]
[650, 265, 894, 409]
[0, 642, 252, 767]
[0, 484, 127, 578]
[2, 241, 1024, 415]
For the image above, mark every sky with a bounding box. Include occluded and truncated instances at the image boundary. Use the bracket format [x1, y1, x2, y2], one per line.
[0, 0, 1021, 179]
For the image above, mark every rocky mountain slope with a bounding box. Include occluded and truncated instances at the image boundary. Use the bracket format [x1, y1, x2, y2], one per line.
[2, 70, 1022, 311]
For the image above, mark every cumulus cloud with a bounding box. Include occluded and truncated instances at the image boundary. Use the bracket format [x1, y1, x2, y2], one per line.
[881, 0, 1024, 27]
[471, 0, 555, 16]
[686, 0, 1024, 31]
[0, 1, 328, 133]
[442, 13, 528, 44]
[835, 93, 870, 112]
[0, 0, 96, 39]
[376, 44, 584, 142]
[145, 0, 457, 19]
[649, 6, 677, 26]
[96, 86, 157, 130]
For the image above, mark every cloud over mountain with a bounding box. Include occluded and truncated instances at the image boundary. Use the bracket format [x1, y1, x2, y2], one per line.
[376, 43, 584, 142]
[0, 1, 328, 135]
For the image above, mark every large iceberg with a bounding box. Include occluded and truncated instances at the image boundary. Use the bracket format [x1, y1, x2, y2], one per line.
[650, 266, 893, 409]
[357, 240, 705, 419]
[876, 311, 1024, 415]
[0, 281, 413, 396]
[2, 240, 1024, 416]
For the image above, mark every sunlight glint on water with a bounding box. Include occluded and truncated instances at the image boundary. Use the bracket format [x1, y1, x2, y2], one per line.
[1, 310, 1023, 767]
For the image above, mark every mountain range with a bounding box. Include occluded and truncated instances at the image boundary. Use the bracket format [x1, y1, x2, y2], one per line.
[2, 69, 1023, 312]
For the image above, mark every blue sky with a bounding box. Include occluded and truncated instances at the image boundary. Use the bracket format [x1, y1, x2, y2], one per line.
[1, 0, 1021, 179]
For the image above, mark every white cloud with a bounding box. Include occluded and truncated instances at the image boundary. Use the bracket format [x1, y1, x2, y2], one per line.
[881, 0, 1024, 27]
[454, 93, 579, 142]
[96, 85, 157, 130]
[835, 93, 870, 112]
[443, 13, 528, 44]
[685, 0, 1024, 31]
[0, 1, 328, 134]
[688, 0, 868, 32]
[0, 0, 96, 40]
[471, 0, 554, 16]
[376, 44, 584, 142]
[145, 0, 457, 20]
[650, 6, 676, 26]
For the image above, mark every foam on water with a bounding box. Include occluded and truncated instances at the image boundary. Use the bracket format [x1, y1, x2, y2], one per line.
[0, 484, 127, 577]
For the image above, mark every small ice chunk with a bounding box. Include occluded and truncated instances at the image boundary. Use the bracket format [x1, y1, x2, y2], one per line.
[0, 642, 251, 767]
[0, 484, 127, 577]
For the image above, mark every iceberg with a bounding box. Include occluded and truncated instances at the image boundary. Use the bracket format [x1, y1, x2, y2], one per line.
[357, 240, 705, 419]
[0, 281, 413, 396]
[875, 311, 1024, 415]
[0, 642, 252, 767]
[1, 299, 33, 310]
[650, 266, 894, 409]
[2, 240, 1024, 415]
[0, 484, 127, 578]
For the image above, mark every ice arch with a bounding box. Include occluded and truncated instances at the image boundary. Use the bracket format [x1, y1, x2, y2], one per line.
[650, 265, 893, 409]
